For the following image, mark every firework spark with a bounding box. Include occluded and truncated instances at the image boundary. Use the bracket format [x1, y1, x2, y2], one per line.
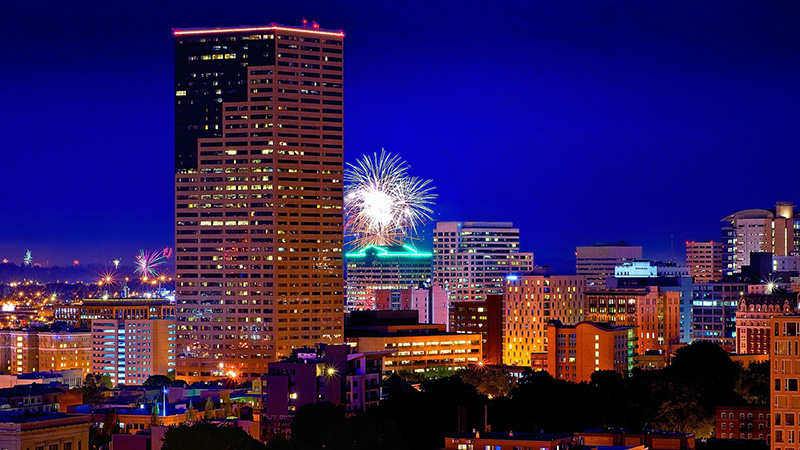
[344, 150, 436, 249]
[134, 248, 172, 278]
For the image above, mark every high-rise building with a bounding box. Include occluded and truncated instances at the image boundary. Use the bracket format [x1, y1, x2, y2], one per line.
[172, 23, 345, 381]
[722, 202, 799, 276]
[450, 295, 503, 364]
[736, 292, 796, 355]
[692, 281, 750, 348]
[502, 275, 585, 366]
[585, 287, 681, 357]
[686, 241, 723, 283]
[433, 222, 534, 302]
[576, 244, 642, 289]
[345, 245, 432, 310]
[91, 319, 176, 386]
[770, 314, 800, 450]
[545, 320, 635, 383]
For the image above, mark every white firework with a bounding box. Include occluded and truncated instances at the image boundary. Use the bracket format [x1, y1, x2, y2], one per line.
[344, 150, 436, 250]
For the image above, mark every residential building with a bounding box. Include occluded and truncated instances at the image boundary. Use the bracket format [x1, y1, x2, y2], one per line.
[54, 299, 175, 328]
[585, 287, 681, 356]
[576, 243, 642, 289]
[375, 284, 448, 325]
[433, 221, 534, 302]
[345, 245, 432, 311]
[91, 319, 176, 386]
[0, 412, 90, 450]
[769, 314, 800, 450]
[0, 329, 91, 375]
[736, 293, 796, 355]
[716, 405, 770, 440]
[722, 202, 799, 276]
[692, 281, 750, 348]
[450, 295, 503, 364]
[173, 23, 346, 381]
[345, 310, 481, 374]
[686, 241, 723, 283]
[502, 275, 585, 366]
[545, 320, 635, 382]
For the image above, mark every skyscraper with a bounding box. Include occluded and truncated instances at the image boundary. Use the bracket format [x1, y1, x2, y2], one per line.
[722, 202, 799, 276]
[173, 23, 345, 381]
[432, 222, 534, 302]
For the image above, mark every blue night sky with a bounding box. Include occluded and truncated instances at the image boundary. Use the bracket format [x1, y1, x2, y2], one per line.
[1, 0, 798, 273]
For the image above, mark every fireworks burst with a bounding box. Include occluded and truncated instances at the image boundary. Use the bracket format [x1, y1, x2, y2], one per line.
[134, 248, 172, 278]
[344, 150, 436, 249]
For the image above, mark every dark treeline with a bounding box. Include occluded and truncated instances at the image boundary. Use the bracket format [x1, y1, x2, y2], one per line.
[265, 342, 767, 450]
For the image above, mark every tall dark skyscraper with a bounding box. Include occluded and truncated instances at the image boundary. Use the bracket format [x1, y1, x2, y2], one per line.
[173, 22, 345, 381]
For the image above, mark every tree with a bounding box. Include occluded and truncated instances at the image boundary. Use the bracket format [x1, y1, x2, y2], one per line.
[203, 397, 215, 419]
[80, 373, 104, 407]
[290, 402, 344, 450]
[735, 361, 769, 405]
[460, 367, 517, 398]
[161, 422, 266, 450]
[143, 375, 173, 388]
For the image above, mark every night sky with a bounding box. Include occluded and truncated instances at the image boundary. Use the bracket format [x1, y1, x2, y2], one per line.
[1, 0, 799, 273]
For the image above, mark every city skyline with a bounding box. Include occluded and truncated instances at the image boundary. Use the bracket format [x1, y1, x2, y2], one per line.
[2, 1, 800, 274]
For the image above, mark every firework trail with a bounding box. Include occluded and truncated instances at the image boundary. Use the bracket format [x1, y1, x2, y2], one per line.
[344, 150, 436, 250]
[134, 248, 172, 277]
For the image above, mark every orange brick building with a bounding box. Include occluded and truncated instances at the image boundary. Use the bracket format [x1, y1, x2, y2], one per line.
[736, 293, 795, 355]
[545, 320, 635, 382]
[586, 287, 680, 357]
[770, 314, 800, 450]
[716, 405, 770, 441]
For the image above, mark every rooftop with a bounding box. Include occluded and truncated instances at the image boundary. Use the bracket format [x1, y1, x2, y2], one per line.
[172, 22, 344, 37]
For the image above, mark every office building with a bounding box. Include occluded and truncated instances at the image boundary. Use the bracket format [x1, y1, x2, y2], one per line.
[692, 282, 750, 348]
[576, 243, 642, 288]
[345, 245, 432, 311]
[91, 319, 176, 385]
[450, 294, 503, 364]
[0, 329, 91, 375]
[374, 284, 448, 325]
[614, 260, 689, 279]
[546, 320, 635, 382]
[502, 275, 585, 366]
[586, 287, 681, 357]
[345, 310, 481, 374]
[770, 314, 800, 450]
[736, 292, 796, 355]
[722, 202, 799, 276]
[54, 299, 175, 328]
[173, 23, 345, 381]
[433, 221, 534, 302]
[686, 241, 723, 283]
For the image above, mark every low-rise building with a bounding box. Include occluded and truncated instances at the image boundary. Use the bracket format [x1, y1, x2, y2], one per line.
[736, 293, 795, 355]
[445, 431, 574, 450]
[0, 412, 91, 450]
[450, 295, 503, 364]
[346, 310, 481, 374]
[715, 406, 770, 440]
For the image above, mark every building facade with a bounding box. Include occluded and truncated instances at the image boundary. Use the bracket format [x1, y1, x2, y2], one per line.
[502, 275, 586, 366]
[374, 284, 448, 325]
[173, 23, 345, 381]
[433, 222, 534, 302]
[722, 202, 799, 276]
[585, 287, 681, 357]
[54, 299, 175, 329]
[692, 281, 750, 348]
[736, 293, 795, 355]
[91, 319, 176, 385]
[716, 405, 770, 441]
[576, 244, 642, 289]
[686, 241, 723, 283]
[450, 295, 503, 364]
[546, 320, 635, 382]
[345, 245, 432, 311]
[0, 330, 91, 376]
[770, 314, 800, 450]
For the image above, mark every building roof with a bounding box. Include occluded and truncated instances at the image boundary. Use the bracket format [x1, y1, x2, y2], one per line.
[172, 22, 345, 37]
[450, 431, 572, 441]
